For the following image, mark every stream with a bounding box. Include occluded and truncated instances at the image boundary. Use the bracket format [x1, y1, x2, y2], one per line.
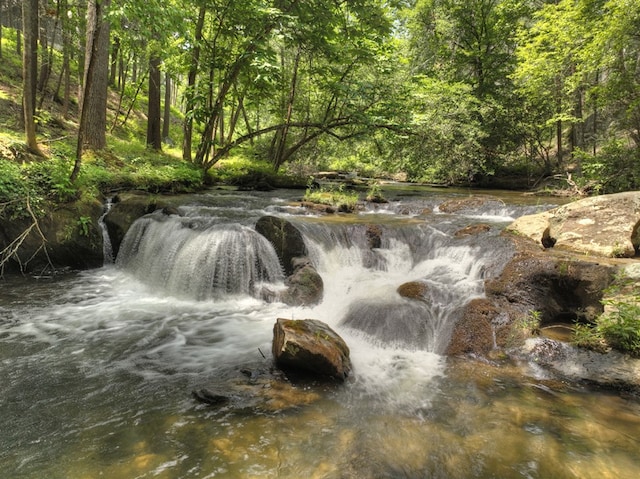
[1, 187, 639, 478]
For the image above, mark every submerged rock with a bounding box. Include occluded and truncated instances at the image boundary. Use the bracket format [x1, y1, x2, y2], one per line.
[104, 191, 176, 257]
[280, 257, 324, 306]
[192, 389, 230, 407]
[192, 366, 324, 413]
[272, 318, 352, 382]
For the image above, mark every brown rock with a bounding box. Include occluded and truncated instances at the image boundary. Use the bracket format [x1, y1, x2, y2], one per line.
[438, 196, 503, 214]
[255, 216, 308, 275]
[485, 234, 616, 349]
[454, 223, 491, 237]
[281, 258, 324, 306]
[397, 281, 429, 301]
[446, 298, 497, 356]
[272, 318, 351, 381]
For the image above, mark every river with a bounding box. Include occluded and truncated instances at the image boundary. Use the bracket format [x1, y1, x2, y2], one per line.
[1, 187, 639, 478]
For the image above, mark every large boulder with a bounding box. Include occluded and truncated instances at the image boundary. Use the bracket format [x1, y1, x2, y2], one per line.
[507, 191, 640, 257]
[255, 216, 307, 276]
[484, 236, 616, 348]
[272, 318, 352, 381]
[443, 231, 617, 357]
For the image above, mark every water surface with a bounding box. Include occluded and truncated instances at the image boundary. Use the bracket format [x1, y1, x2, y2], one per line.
[1, 187, 638, 478]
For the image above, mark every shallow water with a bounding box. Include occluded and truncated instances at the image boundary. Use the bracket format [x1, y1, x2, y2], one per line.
[1, 187, 639, 478]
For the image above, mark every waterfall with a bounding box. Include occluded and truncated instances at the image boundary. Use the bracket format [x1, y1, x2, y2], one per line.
[291, 220, 511, 353]
[116, 208, 513, 353]
[116, 211, 284, 300]
[98, 197, 114, 264]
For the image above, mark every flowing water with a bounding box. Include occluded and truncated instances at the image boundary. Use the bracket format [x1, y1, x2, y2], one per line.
[1, 187, 639, 479]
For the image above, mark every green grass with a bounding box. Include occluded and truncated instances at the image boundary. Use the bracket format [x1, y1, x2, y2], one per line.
[303, 184, 360, 212]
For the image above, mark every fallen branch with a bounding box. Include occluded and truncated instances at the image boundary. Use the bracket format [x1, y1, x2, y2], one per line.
[0, 195, 53, 276]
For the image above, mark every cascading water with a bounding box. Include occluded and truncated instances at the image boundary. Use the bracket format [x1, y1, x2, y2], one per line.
[114, 208, 510, 354]
[2, 189, 639, 479]
[288, 219, 511, 353]
[115, 210, 284, 300]
[97, 197, 114, 264]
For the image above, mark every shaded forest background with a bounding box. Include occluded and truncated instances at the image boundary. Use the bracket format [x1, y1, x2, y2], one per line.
[2, 0, 640, 203]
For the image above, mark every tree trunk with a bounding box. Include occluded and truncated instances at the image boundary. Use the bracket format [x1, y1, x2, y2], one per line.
[146, 54, 162, 150]
[0, 1, 3, 59]
[61, 0, 71, 119]
[162, 72, 171, 141]
[73, 0, 111, 181]
[16, 15, 21, 56]
[272, 47, 301, 171]
[109, 35, 119, 86]
[182, 5, 205, 162]
[21, 0, 42, 155]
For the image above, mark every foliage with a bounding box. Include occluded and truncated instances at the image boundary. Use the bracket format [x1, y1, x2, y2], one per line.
[0, 159, 34, 219]
[519, 309, 542, 336]
[23, 157, 79, 202]
[303, 184, 360, 212]
[573, 272, 640, 356]
[575, 139, 640, 194]
[571, 323, 608, 353]
[210, 156, 276, 185]
[3, 0, 640, 193]
[596, 298, 640, 356]
[394, 77, 487, 183]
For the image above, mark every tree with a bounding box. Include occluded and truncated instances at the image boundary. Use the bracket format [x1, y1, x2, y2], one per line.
[21, 0, 43, 156]
[73, 0, 112, 181]
[182, 2, 205, 162]
[146, 52, 162, 150]
[179, 0, 401, 175]
[407, 0, 532, 178]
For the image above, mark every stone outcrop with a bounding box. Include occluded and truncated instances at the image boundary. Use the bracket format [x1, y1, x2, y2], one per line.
[507, 191, 640, 257]
[272, 318, 352, 381]
[255, 215, 324, 305]
[255, 215, 308, 276]
[447, 232, 617, 358]
[450, 192, 640, 359]
[0, 197, 105, 273]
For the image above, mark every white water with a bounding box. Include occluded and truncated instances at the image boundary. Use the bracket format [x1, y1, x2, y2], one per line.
[3, 189, 639, 478]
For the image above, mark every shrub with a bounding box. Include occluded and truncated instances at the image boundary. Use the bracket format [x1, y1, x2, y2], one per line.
[597, 298, 640, 357]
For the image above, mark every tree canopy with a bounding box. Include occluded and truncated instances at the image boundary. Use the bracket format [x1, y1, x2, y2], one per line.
[5, 0, 640, 192]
